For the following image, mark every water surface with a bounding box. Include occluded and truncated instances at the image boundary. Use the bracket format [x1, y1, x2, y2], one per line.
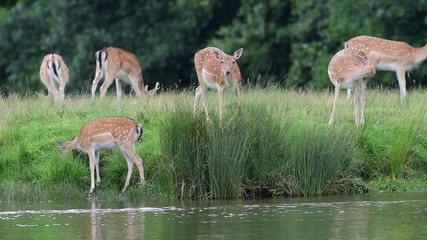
[1, 192, 426, 239]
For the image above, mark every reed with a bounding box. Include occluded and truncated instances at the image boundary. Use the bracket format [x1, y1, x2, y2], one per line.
[287, 125, 356, 196]
[159, 98, 358, 198]
[389, 108, 423, 180]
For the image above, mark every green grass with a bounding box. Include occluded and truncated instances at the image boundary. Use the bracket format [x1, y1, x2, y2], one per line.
[0, 88, 426, 201]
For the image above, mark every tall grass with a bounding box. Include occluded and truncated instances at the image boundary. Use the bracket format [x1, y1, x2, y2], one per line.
[159, 93, 359, 198]
[389, 107, 423, 180]
[288, 126, 356, 195]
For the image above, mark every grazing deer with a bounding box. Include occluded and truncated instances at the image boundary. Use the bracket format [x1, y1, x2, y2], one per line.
[345, 35, 427, 99]
[91, 47, 160, 99]
[328, 48, 380, 125]
[55, 116, 145, 193]
[193, 47, 243, 122]
[39, 54, 69, 101]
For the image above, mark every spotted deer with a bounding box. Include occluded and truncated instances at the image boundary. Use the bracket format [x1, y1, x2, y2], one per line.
[39, 54, 69, 101]
[55, 116, 145, 193]
[193, 47, 243, 122]
[91, 47, 160, 99]
[328, 48, 380, 125]
[345, 35, 427, 99]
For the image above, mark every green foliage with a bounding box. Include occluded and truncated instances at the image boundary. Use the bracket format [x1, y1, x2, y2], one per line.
[1, 1, 427, 95]
[209, 0, 292, 85]
[366, 178, 427, 193]
[0, 0, 240, 94]
[287, 1, 427, 89]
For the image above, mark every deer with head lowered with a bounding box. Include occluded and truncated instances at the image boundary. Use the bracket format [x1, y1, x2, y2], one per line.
[193, 47, 243, 122]
[91, 47, 160, 99]
[328, 48, 380, 125]
[39, 54, 69, 101]
[55, 116, 145, 193]
[345, 35, 427, 99]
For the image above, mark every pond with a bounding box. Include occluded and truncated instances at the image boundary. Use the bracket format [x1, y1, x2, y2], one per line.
[1, 192, 426, 239]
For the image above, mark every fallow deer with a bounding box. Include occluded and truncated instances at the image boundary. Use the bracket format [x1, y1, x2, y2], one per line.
[39, 54, 69, 101]
[328, 48, 380, 125]
[91, 47, 160, 99]
[345, 35, 427, 99]
[55, 116, 145, 193]
[193, 47, 243, 122]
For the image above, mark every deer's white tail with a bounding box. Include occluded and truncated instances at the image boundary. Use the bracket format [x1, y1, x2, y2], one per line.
[135, 122, 143, 142]
[47, 58, 62, 85]
[96, 49, 108, 78]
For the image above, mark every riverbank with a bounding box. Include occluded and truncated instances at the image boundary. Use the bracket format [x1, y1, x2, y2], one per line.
[0, 88, 426, 201]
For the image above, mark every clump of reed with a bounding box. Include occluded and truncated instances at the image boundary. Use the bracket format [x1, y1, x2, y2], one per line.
[389, 109, 423, 180]
[159, 99, 358, 199]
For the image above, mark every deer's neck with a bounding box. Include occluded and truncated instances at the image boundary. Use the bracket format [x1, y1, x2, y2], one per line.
[65, 137, 81, 151]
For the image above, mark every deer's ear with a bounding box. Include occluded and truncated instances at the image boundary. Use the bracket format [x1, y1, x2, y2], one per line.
[212, 49, 223, 61]
[55, 139, 64, 147]
[234, 48, 243, 60]
[354, 52, 367, 65]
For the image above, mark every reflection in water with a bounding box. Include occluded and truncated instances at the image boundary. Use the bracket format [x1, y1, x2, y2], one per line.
[90, 201, 101, 240]
[1, 192, 427, 239]
[88, 200, 146, 240]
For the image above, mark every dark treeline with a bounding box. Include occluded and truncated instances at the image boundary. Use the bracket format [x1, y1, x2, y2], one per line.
[1, 0, 426, 94]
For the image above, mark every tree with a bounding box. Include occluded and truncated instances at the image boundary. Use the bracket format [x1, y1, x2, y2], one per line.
[287, 0, 427, 89]
[0, 0, 426, 95]
[209, 0, 292, 86]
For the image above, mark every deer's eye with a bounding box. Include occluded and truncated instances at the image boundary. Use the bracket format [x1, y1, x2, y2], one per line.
[221, 61, 224, 64]
[232, 61, 236, 64]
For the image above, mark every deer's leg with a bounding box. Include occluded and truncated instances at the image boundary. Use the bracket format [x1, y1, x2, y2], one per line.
[218, 86, 225, 121]
[129, 75, 143, 97]
[91, 70, 103, 99]
[123, 158, 133, 192]
[354, 80, 361, 125]
[99, 75, 116, 98]
[194, 86, 202, 116]
[115, 79, 122, 100]
[48, 80, 60, 100]
[328, 84, 340, 125]
[88, 150, 97, 193]
[127, 147, 144, 183]
[41, 76, 59, 100]
[346, 88, 352, 100]
[57, 70, 68, 101]
[233, 84, 241, 105]
[57, 78, 66, 101]
[396, 68, 407, 100]
[200, 85, 211, 122]
[120, 146, 145, 192]
[95, 149, 101, 185]
[360, 78, 367, 125]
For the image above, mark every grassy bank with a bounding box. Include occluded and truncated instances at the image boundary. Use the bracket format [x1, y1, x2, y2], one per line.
[0, 88, 426, 201]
